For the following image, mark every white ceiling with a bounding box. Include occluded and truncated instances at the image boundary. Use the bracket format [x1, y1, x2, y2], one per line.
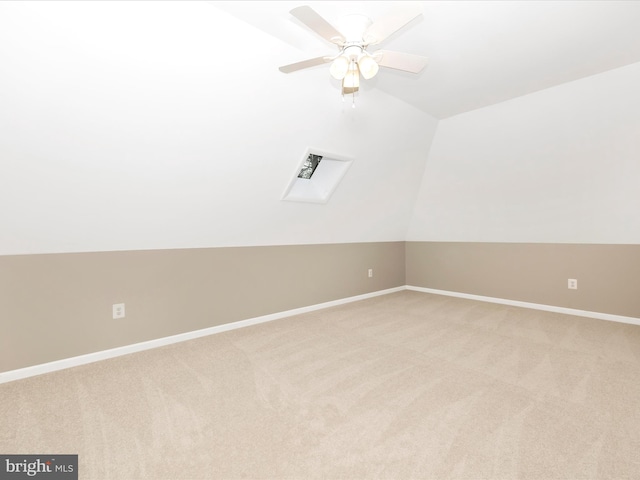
[2, 1, 640, 254]
[212, 1, 640, 119]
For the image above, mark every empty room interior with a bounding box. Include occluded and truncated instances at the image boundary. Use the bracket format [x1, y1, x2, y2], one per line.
[2, 1, 640, 478]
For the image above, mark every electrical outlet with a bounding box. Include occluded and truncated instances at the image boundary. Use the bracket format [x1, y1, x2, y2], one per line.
[368, 268, 373, 278]
[112, 303, 125, 319]
[568, 279, 578, 290]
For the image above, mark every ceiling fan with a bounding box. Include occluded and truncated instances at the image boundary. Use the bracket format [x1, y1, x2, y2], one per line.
[278, 3, 428, 99]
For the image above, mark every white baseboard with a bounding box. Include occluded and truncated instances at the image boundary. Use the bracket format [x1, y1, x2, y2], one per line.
[407, 285, 640, 327]
[4, 285, 638, 384]
[0, 287, 404, 385]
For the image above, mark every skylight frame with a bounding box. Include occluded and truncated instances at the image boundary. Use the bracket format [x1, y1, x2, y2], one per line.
[281, 147, 354, 204]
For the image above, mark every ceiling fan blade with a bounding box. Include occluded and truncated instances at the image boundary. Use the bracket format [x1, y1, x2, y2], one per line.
[279, 56, 332, 74]
[289, 6, 346, 45]
[364, 3, 422, 45]
[374, 50, 428, 74]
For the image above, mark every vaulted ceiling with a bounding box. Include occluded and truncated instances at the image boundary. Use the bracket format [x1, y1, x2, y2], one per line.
[2, 1, 640, 255]
[215, 1, 640, 118]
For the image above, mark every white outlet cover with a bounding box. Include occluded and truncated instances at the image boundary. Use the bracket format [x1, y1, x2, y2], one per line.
[568, 279, 578, 289]
[112, 303, 126, 319]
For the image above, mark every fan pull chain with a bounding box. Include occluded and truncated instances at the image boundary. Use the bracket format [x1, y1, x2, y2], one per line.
[341, 90, 356, 108]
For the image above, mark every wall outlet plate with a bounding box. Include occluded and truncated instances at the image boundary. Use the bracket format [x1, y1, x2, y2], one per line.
[568, 279, 578, 290]
[112, 303, 125, 319]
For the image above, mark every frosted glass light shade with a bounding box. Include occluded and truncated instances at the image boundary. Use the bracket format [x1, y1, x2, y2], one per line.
[358, 54, 379, 80]
[343, 64, 360, 89]
[329, 55, 350, 79]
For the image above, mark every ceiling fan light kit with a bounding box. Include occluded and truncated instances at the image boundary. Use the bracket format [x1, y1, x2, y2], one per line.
[279, 4, 428, 104]
[329, 54, 350, 79]
[357, 53, 379, 80]
[343, 60, 360, 88]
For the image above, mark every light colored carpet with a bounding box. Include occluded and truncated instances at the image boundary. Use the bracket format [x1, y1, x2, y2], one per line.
[2, 290, 640, 479]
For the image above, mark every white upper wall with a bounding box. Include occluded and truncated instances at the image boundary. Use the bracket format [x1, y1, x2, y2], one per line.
[407, 60, 640, 244]
[0, 1, 437, 255]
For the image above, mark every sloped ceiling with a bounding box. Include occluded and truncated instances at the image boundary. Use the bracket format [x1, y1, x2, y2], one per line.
[0, 1, 437, 255]
[3, 1, 640, 255]
[214, 0, 640, 119]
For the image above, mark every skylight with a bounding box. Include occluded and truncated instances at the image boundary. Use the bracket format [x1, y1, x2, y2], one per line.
[282, 148, 353, 204]
[297, 154, 323, 179]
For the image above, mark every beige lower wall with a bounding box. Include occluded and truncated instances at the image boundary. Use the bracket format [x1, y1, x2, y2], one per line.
[406, 242, 640, 319]
[0, 242, 405, 373]
[6, 240, 639, 374]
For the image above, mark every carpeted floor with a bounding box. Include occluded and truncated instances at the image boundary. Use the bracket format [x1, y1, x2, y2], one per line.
[2, 290, 640, 479]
